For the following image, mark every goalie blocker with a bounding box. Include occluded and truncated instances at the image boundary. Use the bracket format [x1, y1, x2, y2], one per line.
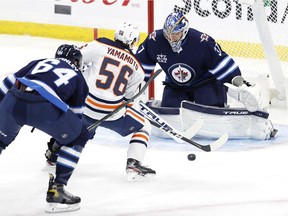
[146, 100, 277, 140]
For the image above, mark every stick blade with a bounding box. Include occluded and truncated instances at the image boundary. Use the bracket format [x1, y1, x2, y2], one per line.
[182, 119, 204, 139]
[209, 133, 229, 151]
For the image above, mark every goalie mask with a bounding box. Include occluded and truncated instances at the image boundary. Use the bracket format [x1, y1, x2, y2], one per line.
[55, 44, 83, 69]
[114, 21, 140, 50]
[163, 12, 189, 53]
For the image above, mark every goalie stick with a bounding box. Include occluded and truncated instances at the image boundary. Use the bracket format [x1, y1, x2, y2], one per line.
[181, 118, 204, 140]
[139, 101, 228, 152]
[87, 69, 163, 131]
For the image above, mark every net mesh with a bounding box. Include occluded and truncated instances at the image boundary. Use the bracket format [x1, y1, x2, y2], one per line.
[157, 0, 288, 86]
[191, 0, 288, 87]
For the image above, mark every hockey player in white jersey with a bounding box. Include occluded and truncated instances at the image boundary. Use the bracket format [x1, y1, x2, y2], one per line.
[45, 22, 155, 180]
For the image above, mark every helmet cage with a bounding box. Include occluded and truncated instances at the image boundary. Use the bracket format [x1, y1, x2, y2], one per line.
[163, 12, 189, 52]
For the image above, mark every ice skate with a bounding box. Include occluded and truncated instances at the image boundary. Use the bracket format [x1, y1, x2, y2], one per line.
[45, 174, 81, 213]
[126, 158, 156, 181]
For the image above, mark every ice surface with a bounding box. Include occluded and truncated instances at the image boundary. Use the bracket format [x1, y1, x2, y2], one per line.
[0, 35, 288, 216]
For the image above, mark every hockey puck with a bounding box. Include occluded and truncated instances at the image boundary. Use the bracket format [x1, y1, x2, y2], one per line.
[187, 153, 196, 161]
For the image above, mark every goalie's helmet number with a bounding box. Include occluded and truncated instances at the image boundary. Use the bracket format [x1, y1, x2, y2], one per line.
[169, 63, 195, 85]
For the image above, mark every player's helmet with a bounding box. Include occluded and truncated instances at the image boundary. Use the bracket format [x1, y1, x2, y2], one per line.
[55, 44, 83, 69]
[114, 21, 140, 49]
[163, 12, 189, 53]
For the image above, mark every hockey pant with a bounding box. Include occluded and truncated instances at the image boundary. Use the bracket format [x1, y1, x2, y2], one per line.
[0, 87, 89, 185]
[83, 106, 151, 162]
[161, 81, 227, 108]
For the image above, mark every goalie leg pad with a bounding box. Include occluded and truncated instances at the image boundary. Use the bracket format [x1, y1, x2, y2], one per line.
[146, 100, 276, 140]
[251, 117, 277, 140]
[181, 101, 276, 140]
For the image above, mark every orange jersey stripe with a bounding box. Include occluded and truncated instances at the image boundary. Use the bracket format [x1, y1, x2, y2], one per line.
[86, 97, 124, 110]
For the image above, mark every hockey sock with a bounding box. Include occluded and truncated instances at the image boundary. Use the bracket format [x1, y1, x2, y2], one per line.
[55, 145, 83, 185]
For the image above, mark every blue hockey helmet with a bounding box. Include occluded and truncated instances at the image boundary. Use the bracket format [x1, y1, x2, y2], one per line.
[163, 12, 189, 53]
[55, 44, 83, 69]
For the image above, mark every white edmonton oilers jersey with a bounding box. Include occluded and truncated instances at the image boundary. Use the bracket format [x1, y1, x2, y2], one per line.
[81, 38, 145, 121]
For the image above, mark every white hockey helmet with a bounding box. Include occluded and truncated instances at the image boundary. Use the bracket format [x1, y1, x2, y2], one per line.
[114, 21, 140, 49]
[163, 12, 189, 53]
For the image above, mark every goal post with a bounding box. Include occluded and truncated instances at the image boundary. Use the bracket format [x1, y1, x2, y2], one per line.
[236, 0, 288, 103]
[252, 0, 286, 100]
[148, 0, 155, 100]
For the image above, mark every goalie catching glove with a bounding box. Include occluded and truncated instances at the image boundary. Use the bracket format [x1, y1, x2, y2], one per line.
[224, 76, 262, 112]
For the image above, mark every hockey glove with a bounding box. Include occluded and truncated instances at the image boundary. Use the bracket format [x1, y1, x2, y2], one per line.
[224, 76, 261, 112]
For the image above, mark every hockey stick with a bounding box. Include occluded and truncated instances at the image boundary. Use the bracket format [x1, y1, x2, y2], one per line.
[139, 101, 228, 152]
[182, 118, 204, 140]
[87, 69, 163, 131]
[139, 101, 205, 144]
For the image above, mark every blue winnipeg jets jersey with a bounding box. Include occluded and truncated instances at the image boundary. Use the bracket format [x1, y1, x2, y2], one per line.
[135, 28, 241, 88]
[0, 58, 88, 114]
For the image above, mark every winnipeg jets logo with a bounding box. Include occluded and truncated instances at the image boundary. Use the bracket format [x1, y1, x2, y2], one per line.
[200, 33, 209, 42]
[175, 67, 189, 81]
[169, 63, 195, 85]
[156, 53, 167, 63]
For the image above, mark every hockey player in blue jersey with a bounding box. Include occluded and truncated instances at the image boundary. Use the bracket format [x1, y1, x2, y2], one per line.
[0, 44, 89, 212]
[135, 12, 277, 140]
[136, 11, 244, 108]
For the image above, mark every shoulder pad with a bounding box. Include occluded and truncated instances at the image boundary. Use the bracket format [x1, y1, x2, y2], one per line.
[148, 31, 157, 41]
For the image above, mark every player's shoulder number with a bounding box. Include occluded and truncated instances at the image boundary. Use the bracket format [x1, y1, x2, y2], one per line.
[31, 59, 77, 87]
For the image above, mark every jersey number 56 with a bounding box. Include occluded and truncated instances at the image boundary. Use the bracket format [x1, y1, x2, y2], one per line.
[96, 57, 133, 96]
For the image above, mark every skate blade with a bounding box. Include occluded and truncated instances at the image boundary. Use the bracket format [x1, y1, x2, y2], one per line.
[126, 172, 156, 182]
[45, 203, 80, 213]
